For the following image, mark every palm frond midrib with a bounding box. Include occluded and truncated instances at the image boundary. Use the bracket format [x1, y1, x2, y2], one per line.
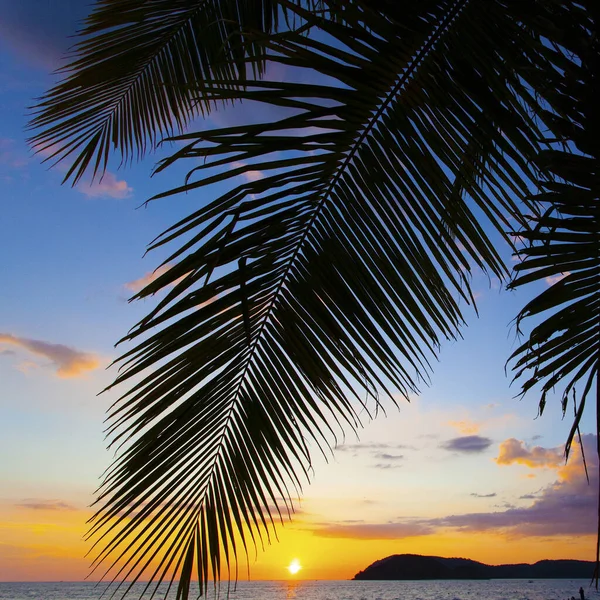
[108, 3, 482, 553]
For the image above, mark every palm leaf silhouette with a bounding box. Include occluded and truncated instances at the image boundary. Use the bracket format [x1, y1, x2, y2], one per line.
[508, 0, 599, 499]
[28, 0, 318, 183]
[29, 0, 595, 598]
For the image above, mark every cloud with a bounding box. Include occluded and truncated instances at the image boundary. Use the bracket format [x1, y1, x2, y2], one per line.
[16, 360, 39, 375]
[32, 141, 133, 199]
[123, 265, 218, 310]
[448, 419, 481, 435]
[124, 264, 176, 294]
[495, 438, 563, 469]
[313, 521, 433, 540]
[545, 272, 570, 286]
[76, 171, 132, 199]
[232, 161, 264, 183]
[310, 437, 598, 542]
[371, 463, 402, 470]
[336, 443, 411, 453]
[440, 435, 493, 454]
[0, 349, 15, 356]
[373, 453, 404, 460]
[16, 499, 76, 511]
[435, 434, 598, 537]
[493, 502, 516, 510]
[340, 519, 365, 524]
[0, 333, 100, 378]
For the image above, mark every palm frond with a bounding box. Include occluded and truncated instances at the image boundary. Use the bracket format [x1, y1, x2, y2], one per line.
[80, 1, 574, 597]
[507, 0, 599, 458]
[27, 0, 319, 184]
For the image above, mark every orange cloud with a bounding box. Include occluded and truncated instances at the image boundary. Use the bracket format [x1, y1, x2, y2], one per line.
[439, 435, 597, 538]
[448, 420, 480, 435]
[0, 333, 100, 378]
[76, 171, 132, 199]
[495, 438, 563, 469]
[556, 440, 592, 484]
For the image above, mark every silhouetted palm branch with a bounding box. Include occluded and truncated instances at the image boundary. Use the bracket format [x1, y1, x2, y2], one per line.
[29, 1, 597, 598]
[507, 1, 599, 576]
[28, 0, 318, 183]
[508, 0, 599, 487]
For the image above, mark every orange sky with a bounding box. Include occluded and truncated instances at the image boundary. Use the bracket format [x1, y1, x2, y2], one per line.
[2, 396, 598, 582]
[1, 502, 596, 582]
[1, 431, 597, 582]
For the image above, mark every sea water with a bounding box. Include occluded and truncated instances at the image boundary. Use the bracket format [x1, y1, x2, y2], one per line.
[0, 580, 598, 600]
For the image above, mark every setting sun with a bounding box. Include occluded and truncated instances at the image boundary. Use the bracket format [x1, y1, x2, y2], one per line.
[287, 559, 302, 575]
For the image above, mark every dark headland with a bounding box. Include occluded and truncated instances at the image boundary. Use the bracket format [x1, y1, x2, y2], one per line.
[353, 554, 595, 580]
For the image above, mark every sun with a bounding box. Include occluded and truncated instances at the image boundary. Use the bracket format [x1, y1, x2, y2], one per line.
[287, 559, 302, 575]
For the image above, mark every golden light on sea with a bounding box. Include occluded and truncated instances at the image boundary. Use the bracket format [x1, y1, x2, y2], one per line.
[287, 559, 302, 575]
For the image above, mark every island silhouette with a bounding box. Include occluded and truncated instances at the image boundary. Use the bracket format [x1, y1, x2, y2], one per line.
[353, 554, 594, 580]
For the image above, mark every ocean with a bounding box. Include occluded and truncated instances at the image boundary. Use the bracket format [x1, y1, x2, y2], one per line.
[0, 580, 597, 600]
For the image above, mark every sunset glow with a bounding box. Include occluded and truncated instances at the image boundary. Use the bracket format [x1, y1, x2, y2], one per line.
[0, 0, 597, 586]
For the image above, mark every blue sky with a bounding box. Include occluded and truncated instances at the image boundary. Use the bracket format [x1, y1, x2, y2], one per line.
[0, 0, 597, 582]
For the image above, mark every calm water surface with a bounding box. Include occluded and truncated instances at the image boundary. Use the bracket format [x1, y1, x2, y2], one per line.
[0, 580, 598, 600]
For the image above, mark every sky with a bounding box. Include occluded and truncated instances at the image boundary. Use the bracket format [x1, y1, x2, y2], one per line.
[0, 0, 598, 584]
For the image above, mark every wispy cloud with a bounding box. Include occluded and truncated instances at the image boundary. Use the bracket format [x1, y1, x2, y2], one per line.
[16, 499, 76, 511]
[545, 272, 570, 286]
[336, 443, 412, 453]
[76, 171, 132, 199]
[33, 142, 65, 161]
[33, 141, 133, 200]
[313, 436, 597, 541]
[448, 419, 481, 435]
[124, 264, 177, 294]
[313, 521, 433, 540]
[495, 438, 563, 469]
[16, 360, 39, 375]
[373, 453, 404, 460]
[0, 333, 100, 378]
[440, 435, 493, 454]
[232, 161, 264, 183]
